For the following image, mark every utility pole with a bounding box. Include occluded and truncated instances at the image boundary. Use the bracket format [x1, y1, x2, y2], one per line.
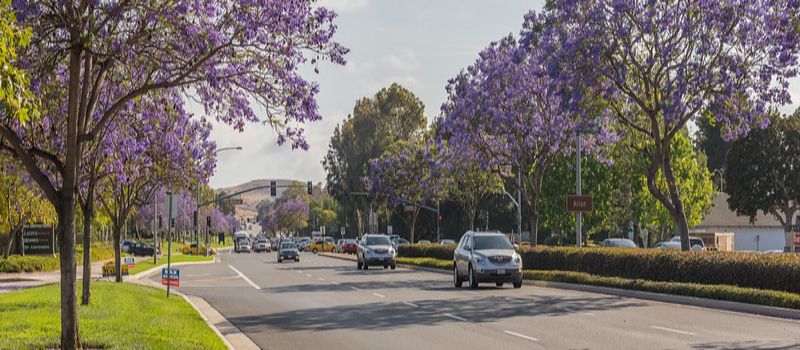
[153, 194, 158, 265]
[166, 192, 173, 298]
[436, 201, 441, 241]
[194, 182, 200, 254]
[576, 132, 582, 248]
[517, 165, 522, 244]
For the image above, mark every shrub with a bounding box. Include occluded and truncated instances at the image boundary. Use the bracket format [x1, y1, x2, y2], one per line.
[399, 244, 800, 294]
[0, 256, 60, 273]
[396, 257, 452, 270]
[398, 243, 454, 261]
[524, 270, 800, 310]
[519, 246, 800, 294]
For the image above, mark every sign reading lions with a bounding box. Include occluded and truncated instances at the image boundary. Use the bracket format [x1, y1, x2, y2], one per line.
[21, 225, 55, 256]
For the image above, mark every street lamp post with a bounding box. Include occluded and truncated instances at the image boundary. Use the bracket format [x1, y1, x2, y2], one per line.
[196, 146, 242, 257]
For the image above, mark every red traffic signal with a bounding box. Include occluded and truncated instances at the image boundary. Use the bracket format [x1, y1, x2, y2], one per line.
[437, 215, 443, 221]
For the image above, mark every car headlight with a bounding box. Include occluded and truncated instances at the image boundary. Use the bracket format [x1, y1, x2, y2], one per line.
[473, 255, 484, 265]
[513, 254, 522, 264]
[389, 248, 396, 256]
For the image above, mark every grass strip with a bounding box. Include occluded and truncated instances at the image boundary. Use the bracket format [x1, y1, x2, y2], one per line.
[128, 254, 214, 275]
[396, 257, 800, 310]
[0, 282, 226, 349]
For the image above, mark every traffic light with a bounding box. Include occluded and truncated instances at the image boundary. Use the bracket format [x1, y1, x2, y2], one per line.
[307, 181, 313, 195]
[270, 181, 277, 197]
[207, 216, 211, 228]
[437, 215, 443, 221]
[158, 216, 163, 229]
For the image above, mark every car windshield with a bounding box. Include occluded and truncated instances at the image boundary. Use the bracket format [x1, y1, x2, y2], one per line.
[281, 243, 296, 249]
[690, 239, 704, 246]
[365, 236, 391, 246]
[609, 240, 637, 248]
[473, 235, 513, 250]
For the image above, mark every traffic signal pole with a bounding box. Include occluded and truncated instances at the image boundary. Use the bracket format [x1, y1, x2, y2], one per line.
[576, 131, 583, 248]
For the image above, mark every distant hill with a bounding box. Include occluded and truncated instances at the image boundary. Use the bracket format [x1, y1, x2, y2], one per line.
[215, 179, 297, 221]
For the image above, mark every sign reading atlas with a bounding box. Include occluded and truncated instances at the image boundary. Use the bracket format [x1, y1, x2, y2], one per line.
[21, 225, 55, 256]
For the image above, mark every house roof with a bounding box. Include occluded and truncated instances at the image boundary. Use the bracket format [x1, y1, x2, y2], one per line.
[693, 193, 783, 228]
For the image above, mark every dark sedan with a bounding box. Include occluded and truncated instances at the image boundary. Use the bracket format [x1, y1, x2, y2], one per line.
[129, 243, 159, 257]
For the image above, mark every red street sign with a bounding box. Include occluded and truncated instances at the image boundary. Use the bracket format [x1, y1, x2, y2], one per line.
[566, 195, 593, 213]
[793, 232, 800, 246]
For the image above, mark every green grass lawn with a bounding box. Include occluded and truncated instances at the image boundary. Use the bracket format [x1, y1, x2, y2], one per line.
[129, 254, 214, 275]
[0, 243, 118, 273]
[0, 282, 226, 349]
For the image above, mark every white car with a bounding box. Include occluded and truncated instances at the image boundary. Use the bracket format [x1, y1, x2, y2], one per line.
[235, 239, 251, 253]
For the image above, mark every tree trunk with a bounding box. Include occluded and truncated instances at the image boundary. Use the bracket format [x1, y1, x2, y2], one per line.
[57, 203, 80, 349]
[113, 223, 123, 283]
[466, 202, 477, 231]
[81, 197, 93, 305]
[528, 209, 539, 246]
[409, 208, 420, 243]
[3, 222, 23, 259]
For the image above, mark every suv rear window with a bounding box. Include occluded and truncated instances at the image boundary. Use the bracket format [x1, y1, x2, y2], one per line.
[473, 236, 513, 250]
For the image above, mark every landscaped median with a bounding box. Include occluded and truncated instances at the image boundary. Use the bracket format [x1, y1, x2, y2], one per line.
[0, 282, 227, 349]
[129, 254, 215, 276]
[396, 244, 800, 310]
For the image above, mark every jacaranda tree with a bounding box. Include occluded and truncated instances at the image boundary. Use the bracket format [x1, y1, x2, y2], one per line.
[538, 0, 800, 250]
[0, 1, 347, 347]
[440, 30, 613, 245]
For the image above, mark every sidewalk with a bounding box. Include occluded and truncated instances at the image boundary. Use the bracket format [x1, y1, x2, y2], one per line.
[0, 257, 143, 292]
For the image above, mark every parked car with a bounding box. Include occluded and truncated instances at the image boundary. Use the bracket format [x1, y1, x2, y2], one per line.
[339, 239, 359, 254]
[418, 240, 431, 244]
[278, 242, 300, 263]
[121, 240, 136, 253]
[453, 231, 523, 289]
[181, 243, 217, 255]
[390, 237, 410, 250]
[357, 234, 397, 270]
[129, 243, 158, 257]
[440, 239, 456, 245]
[295, 237, 312, 252]
[599, 238, 638, 248]
[669, 236, 707, 250]
[655, 239, 705, 251]
[307, 237, 336, 254]
[235, 238, 251, 253]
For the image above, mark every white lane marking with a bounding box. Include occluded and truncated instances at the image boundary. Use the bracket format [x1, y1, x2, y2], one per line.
[318, 278, 326, 281]
[503, 330, 539, 342]
[372, 293, 386, 298]
[402, 301, 419, 308]
[443, 313, 467, 322]
[650, 326, 697, 336]
[583, 312, 596, 317]
[381, 275, 389, 279]
[296, 271, 303, 274]
[330, 281, 340, 285]
[228, 265, 261, 290]
[305, 274, 312, 277]
[350, 286, 361, 291]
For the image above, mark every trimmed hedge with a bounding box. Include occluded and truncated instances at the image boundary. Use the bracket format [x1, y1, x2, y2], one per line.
[391, 255, 800, 310]
[398, 244, 800, 294]
[0, 256, 60, 273]
[524, 270, 800, 310]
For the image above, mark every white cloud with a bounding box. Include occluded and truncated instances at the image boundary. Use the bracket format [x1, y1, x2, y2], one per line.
[381, 50, 419, 72]
[315, 0, 369, 13]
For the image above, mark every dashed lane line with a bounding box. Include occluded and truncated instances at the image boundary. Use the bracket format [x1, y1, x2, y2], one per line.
[443, 313, 467, 322]
[503, 330, 539, 342]
[402, 301, 419, 308]
[228, 265, 261, 290]
[650, 326, 697, 336]
[350, 286, 362, 291]
[372, 293, 386, 298]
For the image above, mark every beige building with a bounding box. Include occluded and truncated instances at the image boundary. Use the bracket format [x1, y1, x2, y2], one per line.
[690, 194, 786, 252]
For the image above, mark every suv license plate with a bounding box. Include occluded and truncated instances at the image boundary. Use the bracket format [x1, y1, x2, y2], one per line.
[497, 269, 506, 275]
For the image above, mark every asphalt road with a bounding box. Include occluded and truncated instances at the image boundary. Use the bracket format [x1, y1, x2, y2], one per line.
[151, 251, 800, 350]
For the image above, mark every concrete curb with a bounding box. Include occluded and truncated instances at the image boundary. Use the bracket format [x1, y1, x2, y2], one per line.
[522, 279, 800, 321]
[132, 278, 259, 350]
[319, 253, 800, 321]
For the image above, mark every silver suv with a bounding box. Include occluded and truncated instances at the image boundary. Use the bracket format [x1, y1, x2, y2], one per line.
[453, 231, 522, 289]
[357, 234, 397, 270]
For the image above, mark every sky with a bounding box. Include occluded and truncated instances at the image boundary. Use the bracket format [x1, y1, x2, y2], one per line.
[201, 0, 800, 189]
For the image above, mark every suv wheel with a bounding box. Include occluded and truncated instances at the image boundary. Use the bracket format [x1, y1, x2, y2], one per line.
[453, 264, 463, 288]
[468, 265, 479, 289]
[513, 279, 522, 289]
[312, 248, 319, 254]
[357, 260, 362, 270]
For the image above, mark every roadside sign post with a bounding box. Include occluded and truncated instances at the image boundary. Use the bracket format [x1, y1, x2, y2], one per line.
[567, 194, 593, 248]
[164, 192, 177, 298]
[161, 268, 180, 287]
[20, 225, 55, 256]
[123, 257, 135, 269]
